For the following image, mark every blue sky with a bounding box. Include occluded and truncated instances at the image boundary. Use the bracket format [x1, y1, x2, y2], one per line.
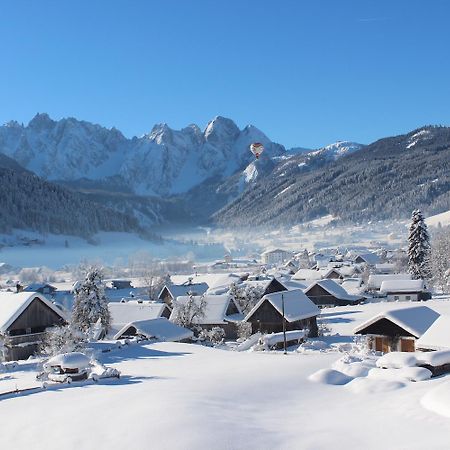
[1, 0, 449, 148]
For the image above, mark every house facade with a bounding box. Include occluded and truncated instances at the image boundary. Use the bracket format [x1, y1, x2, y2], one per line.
[379, 279, 431, 302]
[0, 292, 67, 361]
[244, 289, 319, 337]
[304, 279, 364, 307]
[261, 249, 292, 266]
[354, 306, 439, 353]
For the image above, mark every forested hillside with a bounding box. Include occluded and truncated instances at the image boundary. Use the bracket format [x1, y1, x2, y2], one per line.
[214, 126, 450, 227]
[0, 158, 142, 236]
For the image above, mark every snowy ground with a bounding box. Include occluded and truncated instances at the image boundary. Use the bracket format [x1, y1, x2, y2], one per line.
[1, 299, 450, 449]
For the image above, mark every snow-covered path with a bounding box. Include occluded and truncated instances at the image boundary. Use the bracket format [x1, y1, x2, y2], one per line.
[1, 341, 450, 450]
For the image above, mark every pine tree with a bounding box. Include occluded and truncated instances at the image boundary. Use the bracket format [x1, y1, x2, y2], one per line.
[72, 266, 111, 335]
[407, 209, 431, 280]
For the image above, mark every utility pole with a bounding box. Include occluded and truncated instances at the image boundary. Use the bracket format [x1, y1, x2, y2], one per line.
[282, 293, 287, 355]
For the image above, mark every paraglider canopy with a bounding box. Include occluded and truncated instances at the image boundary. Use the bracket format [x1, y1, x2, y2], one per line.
[250, 142, 264, 159]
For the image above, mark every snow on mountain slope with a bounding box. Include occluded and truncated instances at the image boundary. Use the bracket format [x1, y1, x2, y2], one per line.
[0, 114, 285, 197]
[426, 210, 450, 228]
[309, 140, 364, 159]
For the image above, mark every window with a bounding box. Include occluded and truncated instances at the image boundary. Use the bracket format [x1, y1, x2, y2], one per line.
[394, 296, 400, 301]
[405, 295, 411, 301]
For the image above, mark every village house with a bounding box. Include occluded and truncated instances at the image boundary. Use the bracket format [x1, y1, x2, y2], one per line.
[169, 295, 243, 339]
[379, 279, 431, 302]
[243, 288, 319, 336]
[292, 268, 322, 282]
[304, 279, 364, 307]
[108, 300, 171, 338]
[112, 317, 193, 342]
[246, 277, 289, 296]
[354, 306, 439, 353]
[158, 281, 209, 307]
[261, 248, 293, 266]
[0, 291, 67, 361]
[366, 273, 412, 292]
[353, 252, 380, 266]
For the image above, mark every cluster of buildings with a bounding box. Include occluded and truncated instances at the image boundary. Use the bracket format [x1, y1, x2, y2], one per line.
[0, 245, 439, 362]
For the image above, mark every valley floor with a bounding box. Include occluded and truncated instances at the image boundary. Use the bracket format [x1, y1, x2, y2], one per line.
[1, 300, 450, 449]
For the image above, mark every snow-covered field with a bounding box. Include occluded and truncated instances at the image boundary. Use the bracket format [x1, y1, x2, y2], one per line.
[1, 299, 450, 450]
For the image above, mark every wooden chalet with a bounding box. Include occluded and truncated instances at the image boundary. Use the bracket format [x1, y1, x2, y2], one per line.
[304, 279, 364, 307]
[0, 292, 67, 361]
[243, 288, 319, 337]
[354, 306, 439, 353]
[379, 279, 431, 302]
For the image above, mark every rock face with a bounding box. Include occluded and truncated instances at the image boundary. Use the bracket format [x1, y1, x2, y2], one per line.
[0, 114, 285, 196]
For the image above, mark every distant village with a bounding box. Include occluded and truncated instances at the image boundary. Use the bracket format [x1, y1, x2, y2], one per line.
[1, 231, 448, 364]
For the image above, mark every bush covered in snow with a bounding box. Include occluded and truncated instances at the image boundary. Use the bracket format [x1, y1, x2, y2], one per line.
[198, 327, 226, 345]
[171, 294, 206, 329]
[39, 325, 87, 357]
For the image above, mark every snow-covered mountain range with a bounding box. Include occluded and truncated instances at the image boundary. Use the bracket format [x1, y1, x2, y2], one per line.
[0, 114, 285, 197]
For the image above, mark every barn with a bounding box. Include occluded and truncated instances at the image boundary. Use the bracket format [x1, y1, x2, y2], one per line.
[354, 306, 439, 353]
[243, 289, 319, 337]
[304, 279, 364, 307]
[0, 291, 67, 361]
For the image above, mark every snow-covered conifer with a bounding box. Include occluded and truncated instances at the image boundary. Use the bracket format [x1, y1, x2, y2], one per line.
[407, 209, 431, 280]
[72, 266, 111, 334]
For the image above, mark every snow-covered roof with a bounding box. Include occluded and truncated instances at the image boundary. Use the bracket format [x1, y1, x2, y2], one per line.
[341, 278, 363, 296]
[23, 283, 56, 292]
[375, 263, 395, 271]
[108, 301, 169, 328]
[245, 289, 320, 323]
[0, 291, 67, 332]
[416, 315, 450, 350]
[367, 273, 412, 290]
[170, 295, 239, 325]
[380, 279, 425, 293]
[161, 283, 209, 299]
[281, 280, 308, 291]
[354, 253, 380, 265]
[304, 279, 363, 302]
[46, 352, 91, 370]
[335, 265, 356, 277]
[113, 318, 193, 342]
[292, 269, 322, 281]
[354, 306, 440, 338]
